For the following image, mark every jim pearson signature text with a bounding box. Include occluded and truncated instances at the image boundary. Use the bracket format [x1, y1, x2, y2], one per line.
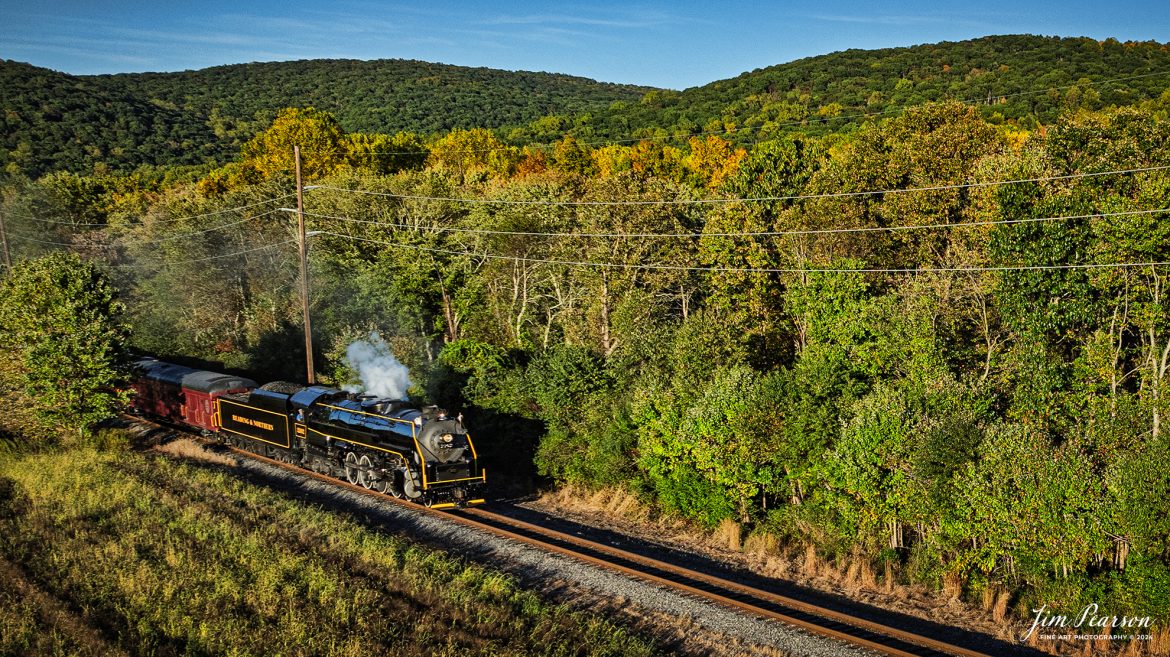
[1023, 604, 1153, 642]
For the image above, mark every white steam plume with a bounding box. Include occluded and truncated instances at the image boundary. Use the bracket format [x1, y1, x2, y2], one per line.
[342, 332, 412, 400]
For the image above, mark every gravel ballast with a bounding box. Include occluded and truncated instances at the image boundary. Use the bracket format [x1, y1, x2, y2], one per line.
[225, 453, 877, 657]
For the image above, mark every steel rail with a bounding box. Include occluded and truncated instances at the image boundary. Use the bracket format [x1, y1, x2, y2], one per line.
[461, 507, 994, 657]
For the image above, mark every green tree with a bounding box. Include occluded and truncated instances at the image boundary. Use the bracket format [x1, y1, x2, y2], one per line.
[0, 252, 130, 438]
[675, 366, 784, 522]
[696, 137, 825, 363]
[953, 424, 1107, 584]
[551, 136, 596, 177]
[526, 345, 619, 483]
[28, 171, 114, 226]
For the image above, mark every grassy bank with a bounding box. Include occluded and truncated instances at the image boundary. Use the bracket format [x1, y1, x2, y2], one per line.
[0, 445, 660, 657]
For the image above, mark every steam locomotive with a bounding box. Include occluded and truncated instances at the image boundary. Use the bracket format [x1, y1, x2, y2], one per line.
[131, 357, 486, 508]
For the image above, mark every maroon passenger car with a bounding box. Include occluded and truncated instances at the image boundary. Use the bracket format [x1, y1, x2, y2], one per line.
[130, 357, 257, 432]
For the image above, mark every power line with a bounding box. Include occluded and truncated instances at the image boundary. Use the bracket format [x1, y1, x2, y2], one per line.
[164, 239, 296, 265]
[1, 194, 296, 228]
[314, 229, 1170, 275]
[5, 233, 86, 248]
[302, 206, 1169, 239]
[7, 229, 296, 266]
[5, 208, 284, 250]
[126, 215, 261, 245]
[307, 164, 1170, 207]
[132, 208, 288, 244]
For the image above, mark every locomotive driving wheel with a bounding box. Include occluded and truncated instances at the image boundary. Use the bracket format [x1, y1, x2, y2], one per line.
[344, 452, 360, 486]
[401, 468, 422, 500]
[374, 476, 391, 494]
[358, 454, 375, 490]
[364, 455, 391, 494]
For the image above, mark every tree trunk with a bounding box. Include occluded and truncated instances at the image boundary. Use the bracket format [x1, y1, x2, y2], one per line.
[600, 272, 616, 356]
[510, 263, 530, 345]
[978, 291, 995, 383]
[1149, 271, 1166, 438]
[441, 285, 459, 343]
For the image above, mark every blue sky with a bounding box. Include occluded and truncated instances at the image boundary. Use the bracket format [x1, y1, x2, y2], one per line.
[2, 0, 1168, 89]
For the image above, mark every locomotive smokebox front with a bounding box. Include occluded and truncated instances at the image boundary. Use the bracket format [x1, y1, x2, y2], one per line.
[417, 418, 470, 464]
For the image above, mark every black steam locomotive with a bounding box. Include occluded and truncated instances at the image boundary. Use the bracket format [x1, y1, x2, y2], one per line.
[132, 358, 486, 508]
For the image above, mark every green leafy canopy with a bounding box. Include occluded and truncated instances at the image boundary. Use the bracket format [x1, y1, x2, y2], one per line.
[0, 253, 131, 436]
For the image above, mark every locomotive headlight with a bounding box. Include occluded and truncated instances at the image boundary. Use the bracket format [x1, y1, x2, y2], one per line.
[440, 434, 454, 444]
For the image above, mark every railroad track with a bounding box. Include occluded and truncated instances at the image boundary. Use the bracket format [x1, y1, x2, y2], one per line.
[133, 419, 1016, 657]
[456, 507, 992, 657]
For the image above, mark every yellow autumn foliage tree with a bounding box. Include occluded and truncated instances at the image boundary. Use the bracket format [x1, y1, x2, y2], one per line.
[684, 136, 747, 190]
[427, 128, 520, 181]
[241, 107, 348, 180]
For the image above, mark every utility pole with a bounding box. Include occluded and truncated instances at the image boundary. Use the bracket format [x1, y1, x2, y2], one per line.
[0, 210, 11, 271]
[294, 145, 315, 384]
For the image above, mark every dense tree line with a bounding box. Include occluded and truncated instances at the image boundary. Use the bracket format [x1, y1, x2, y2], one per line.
[4, 94, 1170, 630]
[0, 252, 130, 442]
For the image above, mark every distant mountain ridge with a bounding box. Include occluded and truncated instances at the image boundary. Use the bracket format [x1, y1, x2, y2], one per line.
[567, 34, 1170, 143]
[1, 60, 228, 177]
[98, 59, 656, 137]
[3, 34, 1169, 178]
[1, 58, 655, 178]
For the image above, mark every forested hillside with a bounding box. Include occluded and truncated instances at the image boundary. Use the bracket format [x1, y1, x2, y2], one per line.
[102, 59, 653, 137]
[5, 35, 1170, 180]
[0, 61, 228, 176]
[555, 35, 1170, 143]
[1, 58, 652, 178]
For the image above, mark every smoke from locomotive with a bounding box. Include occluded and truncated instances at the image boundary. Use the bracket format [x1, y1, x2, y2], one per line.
[343, 332, 412, 400]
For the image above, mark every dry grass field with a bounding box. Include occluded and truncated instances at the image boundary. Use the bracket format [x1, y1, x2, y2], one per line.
[0, 443, 661, 657]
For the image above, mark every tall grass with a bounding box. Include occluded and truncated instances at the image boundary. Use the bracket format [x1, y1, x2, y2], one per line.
[0, 447, 661, 657]
[0, 564, 125, 657]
